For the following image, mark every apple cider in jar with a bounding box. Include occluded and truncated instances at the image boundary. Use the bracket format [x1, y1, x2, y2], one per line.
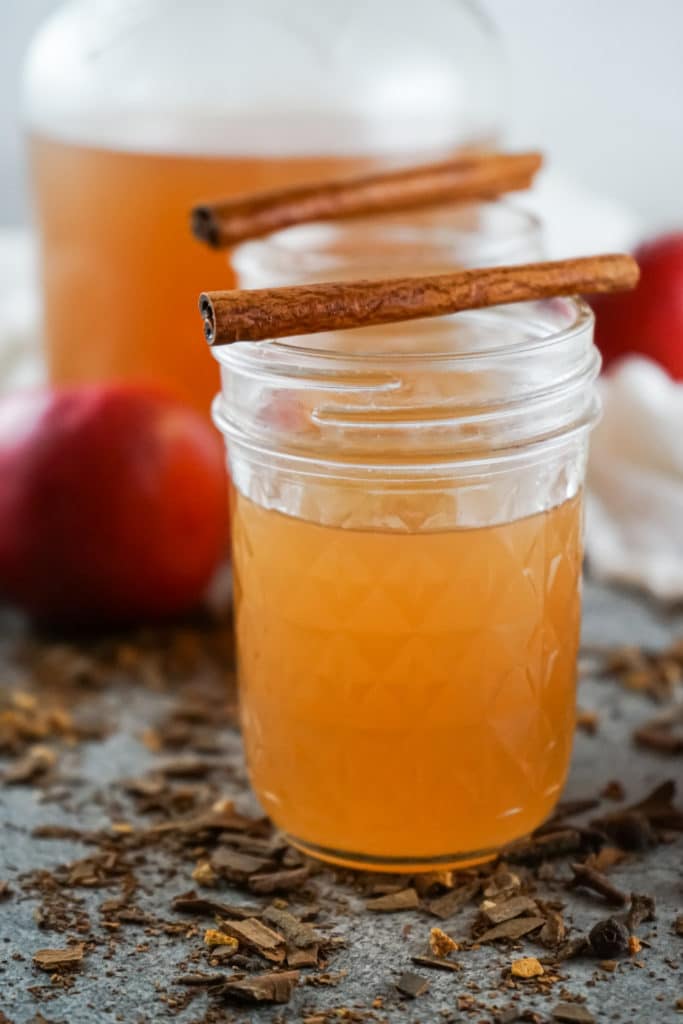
[212, 293, 600, 871]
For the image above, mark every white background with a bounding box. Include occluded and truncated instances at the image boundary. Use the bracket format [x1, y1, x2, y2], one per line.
[2, 0, 682, 228]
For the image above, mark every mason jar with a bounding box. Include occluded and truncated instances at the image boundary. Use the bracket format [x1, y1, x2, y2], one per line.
[211, 290, 600, 872]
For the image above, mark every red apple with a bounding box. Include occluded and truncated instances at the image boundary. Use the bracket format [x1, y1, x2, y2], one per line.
[0, 385, 229, 625]
[592, 232, 683, 378]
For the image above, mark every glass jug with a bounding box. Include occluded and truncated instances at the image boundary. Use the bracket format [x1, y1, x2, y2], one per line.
[23, 0, 504, 413]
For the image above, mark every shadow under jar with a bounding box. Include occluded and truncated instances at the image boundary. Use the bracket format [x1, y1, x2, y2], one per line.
[212, 291, 600, 873]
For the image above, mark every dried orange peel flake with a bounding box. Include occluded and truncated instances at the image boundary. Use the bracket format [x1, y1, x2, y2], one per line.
[511, 956, 544, 979]
[429, 927, 459, 957]
[204, 929, 238, 949]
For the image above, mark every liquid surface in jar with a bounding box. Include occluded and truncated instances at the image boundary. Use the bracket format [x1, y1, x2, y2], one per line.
[231, 487, 583, 870]
[29, 136, 393, 414]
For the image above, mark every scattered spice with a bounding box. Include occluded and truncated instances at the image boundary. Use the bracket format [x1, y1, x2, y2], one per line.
[248, 865, 310, 894]
[477, 916, 546, 944]
[210, 847, 271, 881]
[595, 639, 683, 702]
[204, 930, 239, 949]
[287, 946, 319, 968]
[395, 971, 429, 998]
[588, 918, 630, 958]
[505, 829, 585, 865]
[626, 892, 656, 931]
[429, 927, 459, 957]
[411, 955, 461, 973]
[539, 910, 566, 948]
[576, 708, 600, 735]
[634, 706, 683, 754]
[552, 1004, 596, 1024]
[413, 871, 454, 898]
[219, 918, 286, 962]
[481, 895, 539, 925]
[553, 937, 591, 962]
[0, 622, 679, 1022]
[32, 945, 85, 972]
[171, 890, 257, 920]
[303, 971, 348, 988]
[587, 845, 626, 873]
[192, 860, 217, 887]
[510, 956, 544, 979]
[174, 972, 226, 987]
[366, 887, 419, 912]
[4, 745, 56, 785]
[590, 809, 656, 851]
[218, 970, 299, 1004]
[627, 779, 683, 830]
[483, 868, 521, 899]
[262, 906, 318, 950]
[568, 862, 627, 906]
[427, 882, 480, 920]
[601, 780, 626, 801]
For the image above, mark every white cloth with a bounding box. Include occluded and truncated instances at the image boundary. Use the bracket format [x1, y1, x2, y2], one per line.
[586, 358, 683, 601]
[521, 167, 642, 259]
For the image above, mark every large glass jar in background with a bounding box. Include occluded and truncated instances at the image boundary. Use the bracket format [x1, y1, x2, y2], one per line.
[22, 0, 504, 414]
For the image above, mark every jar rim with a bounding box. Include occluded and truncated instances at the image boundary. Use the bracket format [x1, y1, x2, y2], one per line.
[232, 200, 544, 282]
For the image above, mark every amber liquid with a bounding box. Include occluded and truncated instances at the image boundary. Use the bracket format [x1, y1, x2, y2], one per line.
[29, 137, 396, 413]
[232, 488, 583, 871]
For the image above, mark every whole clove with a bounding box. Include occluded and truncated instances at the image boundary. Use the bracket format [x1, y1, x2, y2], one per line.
[590, 811, 656, 852]
[567, 862, 627, 906]
[626, 893, 656, 932]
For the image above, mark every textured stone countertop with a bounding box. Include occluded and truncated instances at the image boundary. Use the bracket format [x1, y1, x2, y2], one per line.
[0, 579, 681, 1024]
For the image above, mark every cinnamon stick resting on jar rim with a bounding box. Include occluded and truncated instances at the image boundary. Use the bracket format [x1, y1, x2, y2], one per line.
[199, 254, 639, 345]
[192, 151, 543, 249]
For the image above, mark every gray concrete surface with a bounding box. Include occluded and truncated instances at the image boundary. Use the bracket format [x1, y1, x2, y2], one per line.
[0, 579, 681, 1023]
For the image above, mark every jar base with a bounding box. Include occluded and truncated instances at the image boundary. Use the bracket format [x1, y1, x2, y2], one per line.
[285, 834, 500, 874]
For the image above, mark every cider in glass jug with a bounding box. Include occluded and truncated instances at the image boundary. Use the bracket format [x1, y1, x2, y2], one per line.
[24, 0, 503, 412]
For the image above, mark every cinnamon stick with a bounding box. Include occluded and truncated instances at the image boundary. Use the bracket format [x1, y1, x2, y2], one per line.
[199, 254, 639, 346]
[191, 151, 543, 249]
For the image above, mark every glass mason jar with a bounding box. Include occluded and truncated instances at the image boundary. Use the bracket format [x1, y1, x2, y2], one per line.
[211, 293, 600, 872]
[23, 0, 504, 414]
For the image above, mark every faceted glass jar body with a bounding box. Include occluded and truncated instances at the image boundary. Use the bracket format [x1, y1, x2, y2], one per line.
[212, 298, 600, 871]
[23, 0, 503, 413]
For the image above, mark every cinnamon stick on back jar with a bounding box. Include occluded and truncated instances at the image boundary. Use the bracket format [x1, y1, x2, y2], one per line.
[192, 151, 543, 249]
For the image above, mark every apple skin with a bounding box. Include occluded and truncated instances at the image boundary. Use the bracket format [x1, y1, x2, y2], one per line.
[0, 385, 229, 625]
[592, 233, 683, 379]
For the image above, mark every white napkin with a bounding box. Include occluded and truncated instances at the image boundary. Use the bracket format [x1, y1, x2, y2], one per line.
[520, 167, 642, 259]
[586, 358, 683, 601]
